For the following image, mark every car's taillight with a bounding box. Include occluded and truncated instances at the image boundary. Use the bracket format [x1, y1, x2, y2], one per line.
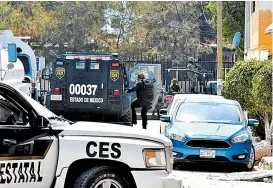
[112, 63, 119, 67]
[54, 88, 61, 95]
[165, 95, 173, 103]
[113, 89, 120, 96]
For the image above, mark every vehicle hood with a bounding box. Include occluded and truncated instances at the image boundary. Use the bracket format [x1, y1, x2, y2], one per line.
[172, 122, 244, 138]
[56, 121, 172, 147]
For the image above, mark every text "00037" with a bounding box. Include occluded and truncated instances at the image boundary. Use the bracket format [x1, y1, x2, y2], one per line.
[69, 84, 98, 96]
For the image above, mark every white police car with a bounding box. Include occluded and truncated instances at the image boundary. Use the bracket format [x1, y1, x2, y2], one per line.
[0, 81, 182, 188]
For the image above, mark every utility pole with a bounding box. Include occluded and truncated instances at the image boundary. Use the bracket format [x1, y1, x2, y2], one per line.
[217, 1, 223, 96]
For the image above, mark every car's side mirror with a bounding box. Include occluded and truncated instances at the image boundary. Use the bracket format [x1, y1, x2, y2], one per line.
[8, 43, 17, 62]
[159, 108, 167, 116]
[34, 116, 49, 127]
[160, 115, 171, 122]
[248, 119, 259, 126]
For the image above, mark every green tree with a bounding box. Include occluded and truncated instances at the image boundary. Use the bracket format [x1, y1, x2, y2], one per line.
[224, 59, 263, 112]
[224, 59, 272, 142]
[51, 1, 106, 53]
[251, 61, 272, 141]
[0, 1, 214, 61]
[207, 1, 245, 59]
[0, 1, 58, 60]
[0, 2, 56, 39]
[135, 1, 213, 63]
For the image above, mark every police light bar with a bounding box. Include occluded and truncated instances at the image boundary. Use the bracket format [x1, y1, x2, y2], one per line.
[65, 55, 111, 61]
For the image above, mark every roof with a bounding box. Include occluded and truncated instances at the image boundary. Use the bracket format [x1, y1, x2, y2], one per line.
[172, 93, 236, 105]
[185, 97, 236, 105]
[173, 93, 224, 100]
[265, 23, 273, 35]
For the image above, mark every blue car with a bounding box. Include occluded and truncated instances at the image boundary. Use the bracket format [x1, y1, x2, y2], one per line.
[160, 95, 259, 171]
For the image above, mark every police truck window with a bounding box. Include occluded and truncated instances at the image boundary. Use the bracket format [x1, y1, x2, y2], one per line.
[90, 62, 100, 70]
[76, 61, 85, 69]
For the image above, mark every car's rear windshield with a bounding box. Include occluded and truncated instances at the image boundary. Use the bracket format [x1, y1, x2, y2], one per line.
[175, 102, 243, 124]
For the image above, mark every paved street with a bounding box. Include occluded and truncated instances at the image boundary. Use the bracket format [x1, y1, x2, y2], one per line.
[134, 120, 273, 188]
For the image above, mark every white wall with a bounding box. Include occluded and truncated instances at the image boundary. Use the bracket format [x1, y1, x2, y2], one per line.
[258, 1, 273, 11]
[245, 50, 270, 60]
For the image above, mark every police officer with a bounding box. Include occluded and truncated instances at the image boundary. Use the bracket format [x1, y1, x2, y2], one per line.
[127, 73, 151, 129]
[169, 78, 181, 95]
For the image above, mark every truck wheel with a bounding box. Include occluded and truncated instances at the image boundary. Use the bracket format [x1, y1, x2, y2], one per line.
[121, 109, 132, 125]
[73, 166, 131, 188]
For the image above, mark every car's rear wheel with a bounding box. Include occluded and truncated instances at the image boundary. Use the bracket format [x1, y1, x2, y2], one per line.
[73, 166, 131, 188]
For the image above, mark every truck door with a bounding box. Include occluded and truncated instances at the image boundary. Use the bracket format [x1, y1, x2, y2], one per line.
[0, 84, 58, 188]
[66, 57, 108, 110]
[49, 60, 68, 111]
[127, 64, 162, 111]
[0, 127, 59, 188]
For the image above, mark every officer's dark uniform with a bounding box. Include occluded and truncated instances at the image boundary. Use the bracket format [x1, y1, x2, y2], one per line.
[169, 79, 181, 95]
[127, 74, 151, 129]
[171, 84, 180, 92]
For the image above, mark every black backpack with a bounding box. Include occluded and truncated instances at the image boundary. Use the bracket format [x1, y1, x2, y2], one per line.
[142, 80, 154, 103]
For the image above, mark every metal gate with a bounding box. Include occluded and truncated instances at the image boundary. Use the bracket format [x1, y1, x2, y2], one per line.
[120, 53, 235, 93]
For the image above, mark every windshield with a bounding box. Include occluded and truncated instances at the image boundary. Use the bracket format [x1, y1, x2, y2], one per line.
[17, 55, 30, 75]
[175, 102, 243, 124]
[17, 88, 56, 118]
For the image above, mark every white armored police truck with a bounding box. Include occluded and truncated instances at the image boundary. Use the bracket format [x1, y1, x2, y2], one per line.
[0, 81, 182, 188]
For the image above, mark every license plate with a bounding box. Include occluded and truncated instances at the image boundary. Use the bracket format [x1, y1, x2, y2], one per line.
[200, 150, 216, 158]
[51, 95, 62, 101]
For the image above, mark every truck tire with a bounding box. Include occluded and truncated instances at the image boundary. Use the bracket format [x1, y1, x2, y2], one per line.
[121, 109, 132, 125]
[73, 166, 131, 188]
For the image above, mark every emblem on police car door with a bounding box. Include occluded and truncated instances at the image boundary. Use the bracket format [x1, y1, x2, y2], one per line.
[55, 67, 65, 79]
[110, 70, 119, 81]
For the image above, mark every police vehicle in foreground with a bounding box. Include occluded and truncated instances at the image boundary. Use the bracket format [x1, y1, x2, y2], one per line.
[0, 81, 182, 188]
[46, 53, 132, 123]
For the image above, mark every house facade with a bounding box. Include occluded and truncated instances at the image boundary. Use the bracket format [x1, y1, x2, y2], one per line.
[244, 1, 272, 60]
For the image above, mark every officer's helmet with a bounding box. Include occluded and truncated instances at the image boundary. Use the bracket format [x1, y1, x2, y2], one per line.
[172, 78, 178, 84]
